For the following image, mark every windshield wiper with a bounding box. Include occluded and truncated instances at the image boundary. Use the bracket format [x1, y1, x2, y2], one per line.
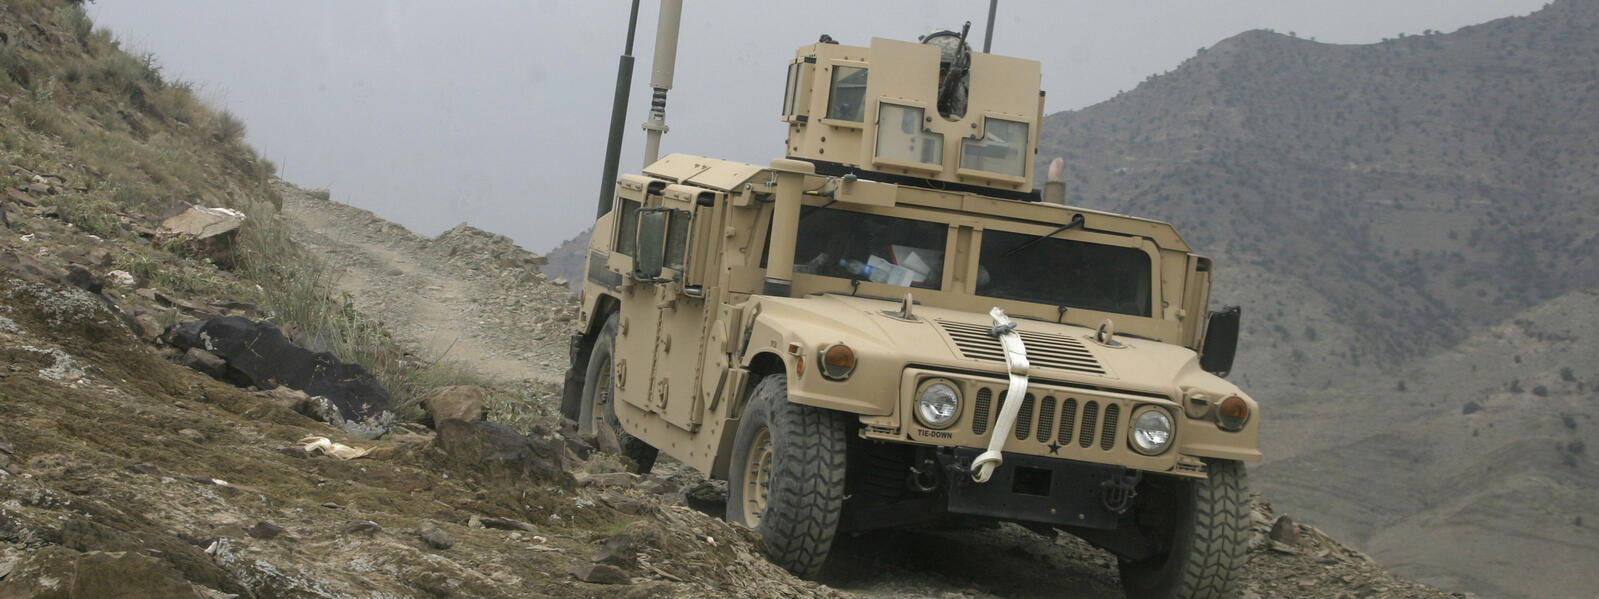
[1002, 214, 1084, 257]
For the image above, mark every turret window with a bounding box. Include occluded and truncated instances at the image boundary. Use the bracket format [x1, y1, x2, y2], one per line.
[826, 66, 868, 122]
[875, 103, 944, 166]
[959, 117, 1029, 177]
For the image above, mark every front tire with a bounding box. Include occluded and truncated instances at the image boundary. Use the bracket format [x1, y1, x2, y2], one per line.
[1118, 459, 1251, 599]
[725, 374, 847, 578]
[579, 314, 658, 474]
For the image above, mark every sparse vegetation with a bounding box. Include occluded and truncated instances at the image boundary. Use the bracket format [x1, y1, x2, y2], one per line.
[214, 108, 247, 144]
[0, 0, 497, 423]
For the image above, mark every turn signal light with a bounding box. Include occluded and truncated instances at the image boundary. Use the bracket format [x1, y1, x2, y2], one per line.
[1217, 395, 1249, 431]
[820, 344, 856, 380]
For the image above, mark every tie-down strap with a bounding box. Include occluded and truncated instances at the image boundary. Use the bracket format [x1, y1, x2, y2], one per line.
[970, 307, 1029, 483]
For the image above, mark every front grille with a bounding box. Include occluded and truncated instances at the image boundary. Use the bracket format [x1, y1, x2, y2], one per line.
[959, 381, 1134, 458]
[938, 320, 1107, 375]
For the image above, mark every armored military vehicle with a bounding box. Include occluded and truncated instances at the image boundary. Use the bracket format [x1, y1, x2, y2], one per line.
[562, 4, 1258, 598]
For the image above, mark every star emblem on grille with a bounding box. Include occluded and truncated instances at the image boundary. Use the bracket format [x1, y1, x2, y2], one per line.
[1047, 443, 1061, 455]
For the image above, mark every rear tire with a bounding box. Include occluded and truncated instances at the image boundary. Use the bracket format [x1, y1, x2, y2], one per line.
[579, 314, 658, 474]
[726, 374, 847, 578]
[1118, 459, 1250, 599]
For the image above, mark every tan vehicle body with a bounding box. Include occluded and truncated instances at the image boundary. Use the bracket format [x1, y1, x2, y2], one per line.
[573, 37, 1258, 479]
[564, 29, 1259, 595]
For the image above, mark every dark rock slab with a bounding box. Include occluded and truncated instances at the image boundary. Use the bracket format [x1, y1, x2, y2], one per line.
[166, 316, 393, 438]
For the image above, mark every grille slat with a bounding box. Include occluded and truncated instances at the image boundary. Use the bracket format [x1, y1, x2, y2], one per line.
[1014, 394, 1035, 441]
[938, 320, 1106, 375]
[1079, 401, 1099, 448]
[973, 388, 992, 435]
[1058, 398, 1077, 445]
[1037, 396, 1056, 441]
[1101, 404, 1120, 450]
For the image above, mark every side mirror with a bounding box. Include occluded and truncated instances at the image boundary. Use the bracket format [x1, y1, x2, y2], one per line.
[634, 209, 667, 282]
[1199, 306, 1240, 377]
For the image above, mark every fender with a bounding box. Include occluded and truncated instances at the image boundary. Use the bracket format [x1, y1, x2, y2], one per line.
[735, 299, 897, 416]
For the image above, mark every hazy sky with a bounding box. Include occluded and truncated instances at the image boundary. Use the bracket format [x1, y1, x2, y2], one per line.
[88, 1, 1548, 253]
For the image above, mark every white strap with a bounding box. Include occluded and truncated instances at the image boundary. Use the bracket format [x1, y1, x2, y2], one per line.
[970, 307, 1029, 483]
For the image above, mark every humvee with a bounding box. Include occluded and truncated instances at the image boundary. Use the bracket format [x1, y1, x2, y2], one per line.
[562, 6, 1259, 598]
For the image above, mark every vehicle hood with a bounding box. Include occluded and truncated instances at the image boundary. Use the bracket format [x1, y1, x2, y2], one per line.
[753, 293, 1229, 398]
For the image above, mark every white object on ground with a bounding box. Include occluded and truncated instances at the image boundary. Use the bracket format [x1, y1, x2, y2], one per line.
[298, 436, 374, 460]
[107, 270, 135, 288]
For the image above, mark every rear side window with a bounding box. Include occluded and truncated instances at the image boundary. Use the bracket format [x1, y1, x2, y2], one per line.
[614, 199, 641, 257]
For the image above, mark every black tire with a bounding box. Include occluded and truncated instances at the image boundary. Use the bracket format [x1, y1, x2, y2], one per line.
[579, 314, 658, 474]
[1119, 459, 1251, 599]
[725, 374, 847, 579]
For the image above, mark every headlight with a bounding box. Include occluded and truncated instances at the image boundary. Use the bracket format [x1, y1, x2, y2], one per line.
[1130, 408, 1174, 455]
[915, 380, 961, 429]
[819, 343, 856, 380]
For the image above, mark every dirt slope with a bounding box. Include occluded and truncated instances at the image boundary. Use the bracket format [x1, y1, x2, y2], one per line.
[279, 183, 574, 386]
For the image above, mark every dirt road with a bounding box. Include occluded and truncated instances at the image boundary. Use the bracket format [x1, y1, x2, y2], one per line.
[280, 185, 573, 385]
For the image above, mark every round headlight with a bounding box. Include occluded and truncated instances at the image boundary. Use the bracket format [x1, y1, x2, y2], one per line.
[916, 381, 961, 429]
[820, 344, 856, 380]
[1131, 409, 1174, 455]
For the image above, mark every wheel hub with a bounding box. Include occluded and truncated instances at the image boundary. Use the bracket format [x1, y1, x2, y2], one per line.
[741, 428, 773, 526]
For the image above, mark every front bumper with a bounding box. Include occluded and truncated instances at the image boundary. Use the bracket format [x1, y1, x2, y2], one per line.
[941, 449, 1134, 530]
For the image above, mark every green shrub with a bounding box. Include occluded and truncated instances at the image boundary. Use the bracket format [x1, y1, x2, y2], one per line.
[53, 193, 123, 237]
[215, 109, 247, 144]
[55, 5, 94, 46]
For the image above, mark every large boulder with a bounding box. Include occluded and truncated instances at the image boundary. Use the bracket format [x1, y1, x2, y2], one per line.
[166, 316, 394, 438]
[422, 385, 487, 427]
[435, 420, 569, 485]
[157, 204, 245, 266]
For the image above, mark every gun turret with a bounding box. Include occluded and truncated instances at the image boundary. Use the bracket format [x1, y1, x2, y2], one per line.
[938, 21, 972, 119]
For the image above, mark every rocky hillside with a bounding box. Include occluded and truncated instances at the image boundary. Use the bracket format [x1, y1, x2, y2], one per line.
[1033, 2, 1599, 595]
[1040, 0, 1599, 399]
[1255, 286, 1599, 599]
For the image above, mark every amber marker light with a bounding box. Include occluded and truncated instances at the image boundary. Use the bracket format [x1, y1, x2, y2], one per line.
[1217, 395, 1249, 431]
[794, 355, 805, 377]
[820, 344, 857, 380]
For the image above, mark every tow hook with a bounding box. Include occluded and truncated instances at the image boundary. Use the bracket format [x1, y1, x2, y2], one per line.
[907, 457, 942, 494]
[1101, 470, 1142, 514]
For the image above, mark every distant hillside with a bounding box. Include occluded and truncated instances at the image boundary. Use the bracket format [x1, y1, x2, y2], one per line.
[1039, 0, 1599, 398]
[1255, 287, 1599, 599]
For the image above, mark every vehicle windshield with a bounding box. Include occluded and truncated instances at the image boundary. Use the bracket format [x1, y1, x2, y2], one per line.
[976, 230, 1151, 316]
[793, 207, 947, 289]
